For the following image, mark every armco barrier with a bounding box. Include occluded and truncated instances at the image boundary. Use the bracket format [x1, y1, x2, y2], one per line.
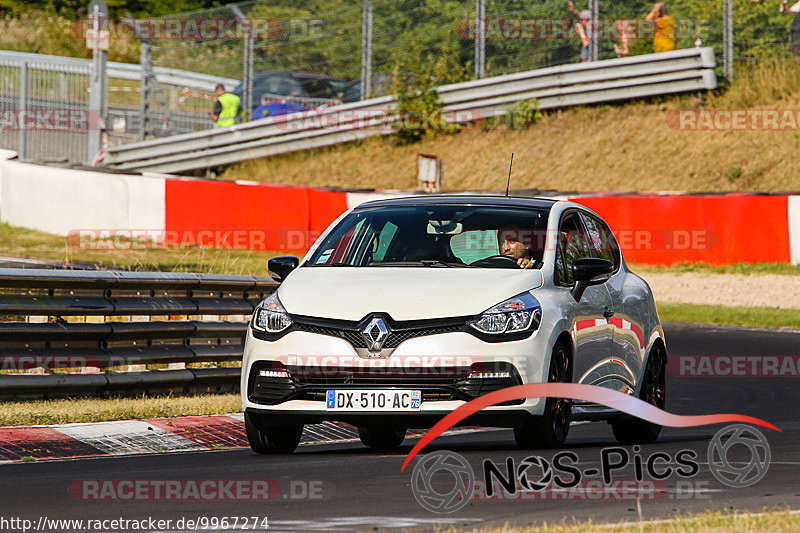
[0, 269, 277, 400]
[103, 48, 718, 173]
[163, 178, 348, 251]
[570, 195, 793, 266]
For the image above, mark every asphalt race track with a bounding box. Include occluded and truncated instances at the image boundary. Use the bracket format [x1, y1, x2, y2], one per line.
[1, 323, 799, 532]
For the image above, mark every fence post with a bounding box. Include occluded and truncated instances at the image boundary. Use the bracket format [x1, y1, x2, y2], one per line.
[139, 40, 152, 141]
[87, 0, 108, 165]
[474, 0, 486, 78]
[360, 0, 373, 100]
[17, 61, 27, 160]
[589, 0, 599, 61]
[723, 0, 733, 81]
[231, 5, 253, 117]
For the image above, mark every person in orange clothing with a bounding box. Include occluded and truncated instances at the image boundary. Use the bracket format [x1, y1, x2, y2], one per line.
[645, 2, 677, 53]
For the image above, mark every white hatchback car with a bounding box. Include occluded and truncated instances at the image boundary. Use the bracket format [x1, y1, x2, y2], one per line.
[242, 196, 667, 453]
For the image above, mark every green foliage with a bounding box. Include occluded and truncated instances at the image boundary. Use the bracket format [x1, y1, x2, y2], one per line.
[725, 166, 742, 182]
[0, 0, 222, 19]
[1, 0, 799, 85]
[509, 98, 542, 129]
[390, 43, 468, 145]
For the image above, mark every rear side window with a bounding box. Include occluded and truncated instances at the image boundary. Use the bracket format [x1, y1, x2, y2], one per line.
[580, 212, 619, 268]
[555, 213, 593, 286]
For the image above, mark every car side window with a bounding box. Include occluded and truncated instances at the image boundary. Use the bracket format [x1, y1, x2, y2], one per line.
[555, 213, 592, 286]
[579, 213, 619, 267]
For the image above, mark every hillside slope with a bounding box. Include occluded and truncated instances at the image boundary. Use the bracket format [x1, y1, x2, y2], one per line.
[222, 63, 800, 193]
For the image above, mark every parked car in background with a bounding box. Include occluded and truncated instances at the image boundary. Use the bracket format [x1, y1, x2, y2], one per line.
[231, 71, 358, 112]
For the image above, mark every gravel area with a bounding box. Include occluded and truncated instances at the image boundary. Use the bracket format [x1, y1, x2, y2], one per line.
[639, 272, 800, 309]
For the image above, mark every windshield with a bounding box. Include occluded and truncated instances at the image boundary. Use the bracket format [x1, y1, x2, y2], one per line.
[298, 78, 349, 99]
[306, 205, 549, 269]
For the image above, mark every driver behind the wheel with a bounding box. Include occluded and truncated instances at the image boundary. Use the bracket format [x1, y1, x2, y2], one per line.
[499, 229, 534, 269]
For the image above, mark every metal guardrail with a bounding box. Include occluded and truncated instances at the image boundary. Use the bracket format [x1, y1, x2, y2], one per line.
[0, 269, 277, 400]
[0, 50, 238, 93]
[103, 48, 717, 173]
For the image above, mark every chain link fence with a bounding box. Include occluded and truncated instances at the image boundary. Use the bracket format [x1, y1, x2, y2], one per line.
[2, 1, 800, 164]
[0, 59, 91, 163]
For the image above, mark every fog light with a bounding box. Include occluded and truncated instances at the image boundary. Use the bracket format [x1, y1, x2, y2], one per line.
[469, 371, 511, 379]
[258, 369, 290, 378]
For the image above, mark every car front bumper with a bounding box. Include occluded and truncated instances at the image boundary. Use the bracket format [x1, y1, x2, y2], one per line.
[241, 326, 551, 420]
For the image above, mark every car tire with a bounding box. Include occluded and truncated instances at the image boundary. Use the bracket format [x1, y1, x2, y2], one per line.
[358, 424, 407, 451]
[514, 340, 572, 449]
[611, 344, 666, 445]
[245, 412, 304, 454]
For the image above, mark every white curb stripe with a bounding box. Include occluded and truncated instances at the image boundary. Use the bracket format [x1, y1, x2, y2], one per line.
[52, 420, 203, 455]
[789, 196, 800, 265]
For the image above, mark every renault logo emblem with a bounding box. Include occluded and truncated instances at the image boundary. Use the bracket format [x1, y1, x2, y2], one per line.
[362, 317, 390, 352]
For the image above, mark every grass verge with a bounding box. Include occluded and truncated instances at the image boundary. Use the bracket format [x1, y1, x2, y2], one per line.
[0, 222, 283, 275]
[633, 262, 800, 276]
[658, 303, 800, 330]
[221, 61, 800, 193]
[0, 394, 241, 426]
[466, 510, 800, 533]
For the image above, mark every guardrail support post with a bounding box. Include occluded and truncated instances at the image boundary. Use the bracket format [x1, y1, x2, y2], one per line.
[722, 0, 734, 82]
[474, 0, 486, 78]
[17, 61, 27, 160]
[87, 0, 108, 165]
[139, 40, 152, 141]
[360, 0, 373, 100]
[589, 0, 599, 61]
[231, 4, 253, 118]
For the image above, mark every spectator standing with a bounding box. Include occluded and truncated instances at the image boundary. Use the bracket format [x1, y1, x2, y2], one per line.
[567, 2, 592, 62]
[613, 19, 631, 57]
[645, 2, 677, 53]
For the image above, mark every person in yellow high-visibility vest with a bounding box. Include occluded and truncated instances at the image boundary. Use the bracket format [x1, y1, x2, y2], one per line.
[209, 84, 241, 127]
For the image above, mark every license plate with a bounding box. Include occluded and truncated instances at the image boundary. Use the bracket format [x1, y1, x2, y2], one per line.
[325, 389, 422, 411]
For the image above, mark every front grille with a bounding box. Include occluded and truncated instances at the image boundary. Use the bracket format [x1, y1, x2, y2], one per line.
[293, 321, 466, 350]
[294, 323, 367, 348]
[383, 325, 465, 348]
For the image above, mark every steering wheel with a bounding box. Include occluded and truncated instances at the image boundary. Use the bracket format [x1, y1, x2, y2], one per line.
[469, 254, 520, 268]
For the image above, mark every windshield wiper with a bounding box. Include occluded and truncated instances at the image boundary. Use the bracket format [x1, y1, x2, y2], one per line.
[370, 260, 473, 268]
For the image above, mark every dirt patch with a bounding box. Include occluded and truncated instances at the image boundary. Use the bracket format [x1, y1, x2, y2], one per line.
[639, 272, 800, 309]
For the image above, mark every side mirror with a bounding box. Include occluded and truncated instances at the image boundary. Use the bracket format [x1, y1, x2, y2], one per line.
[268, 256, 299, 282]
[570, 258, 614, 301]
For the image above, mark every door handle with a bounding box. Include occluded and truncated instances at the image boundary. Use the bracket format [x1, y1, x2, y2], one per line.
[603, 307, 614, 319]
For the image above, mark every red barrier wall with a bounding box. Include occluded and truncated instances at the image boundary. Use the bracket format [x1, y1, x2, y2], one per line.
[164, 179, 348, 251]
[571, 195, 791, 265]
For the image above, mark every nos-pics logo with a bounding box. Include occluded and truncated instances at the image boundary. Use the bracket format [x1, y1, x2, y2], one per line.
[410, 424, 771, 513]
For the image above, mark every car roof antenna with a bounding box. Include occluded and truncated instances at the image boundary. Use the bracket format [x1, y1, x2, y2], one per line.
[505, 153, 514, 197]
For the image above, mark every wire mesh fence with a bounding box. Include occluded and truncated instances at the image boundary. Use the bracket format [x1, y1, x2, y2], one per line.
[4, 1, 800, 163]
[0, 59, 91, 163]
[119, 1, 800, 143]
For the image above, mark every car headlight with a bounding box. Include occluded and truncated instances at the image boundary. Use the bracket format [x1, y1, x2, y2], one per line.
[468, 292, 542, 335]
[251, 294, 293, 333]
